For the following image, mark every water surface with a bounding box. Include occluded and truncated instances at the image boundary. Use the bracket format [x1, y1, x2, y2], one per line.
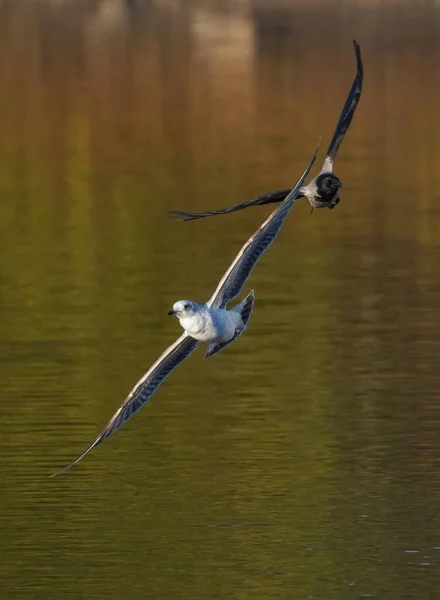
[1, 1, 440, 599]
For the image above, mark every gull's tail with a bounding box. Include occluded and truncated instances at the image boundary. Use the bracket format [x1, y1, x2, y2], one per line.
[204, 290, 255, 359]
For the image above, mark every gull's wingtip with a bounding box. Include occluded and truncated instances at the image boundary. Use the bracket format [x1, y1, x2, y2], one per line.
[311, 138, 321, 163]
[352, 39, 363, 76]
[50, 463, 74, 478]
[50, 439, 101, 478]
[50, 455, 84, 478]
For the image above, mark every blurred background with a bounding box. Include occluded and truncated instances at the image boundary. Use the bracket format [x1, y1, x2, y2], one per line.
[1, 0, 440, 598]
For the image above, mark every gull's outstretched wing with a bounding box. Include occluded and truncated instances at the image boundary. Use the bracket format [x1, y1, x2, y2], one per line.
[51, 333, 199, 477]
[168, 189, 294, 221]
[207, 145, 319, 310]
[322, 39, 363, 172]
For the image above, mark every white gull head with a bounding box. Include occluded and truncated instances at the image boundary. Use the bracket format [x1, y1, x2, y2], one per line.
[168, 299, 213, 341]
[168, 300, 199, 318]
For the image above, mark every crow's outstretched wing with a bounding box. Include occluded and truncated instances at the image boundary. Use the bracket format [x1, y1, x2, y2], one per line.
[322, 40, 363, 172]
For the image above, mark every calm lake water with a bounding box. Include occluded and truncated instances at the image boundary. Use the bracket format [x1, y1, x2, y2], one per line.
[1, 1, 440, 598]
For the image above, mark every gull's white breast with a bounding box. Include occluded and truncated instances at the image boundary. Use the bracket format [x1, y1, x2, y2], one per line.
[179, 308, 241, 343]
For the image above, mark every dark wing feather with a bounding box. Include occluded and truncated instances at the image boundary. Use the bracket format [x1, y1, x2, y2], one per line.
[51, 333, 199, 477]
[167, 189, 294, 221]
[323, 40, 363, 171]
[207, 146, 319, 309]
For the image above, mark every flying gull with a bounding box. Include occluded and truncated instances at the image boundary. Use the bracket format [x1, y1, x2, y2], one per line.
[51, 145, 319, 477]
[168, 40, 362, 221]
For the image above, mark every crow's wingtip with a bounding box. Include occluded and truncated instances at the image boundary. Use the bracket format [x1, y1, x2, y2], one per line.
[167, 210, 184, 220]
[167, 210, 198, 222]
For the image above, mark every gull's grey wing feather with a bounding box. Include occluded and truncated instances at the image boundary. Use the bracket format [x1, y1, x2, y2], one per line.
[322, 40, 363, 172]
[204, 289, 255, 359]
[207, 146, 319, 310]
[168, 188, 294, 221]
[51, 333, 199, 477]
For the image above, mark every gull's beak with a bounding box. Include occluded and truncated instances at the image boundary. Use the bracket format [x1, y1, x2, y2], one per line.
[168, 309, 176, 316]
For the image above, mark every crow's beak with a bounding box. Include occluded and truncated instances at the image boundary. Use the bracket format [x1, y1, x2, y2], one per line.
[168, 309, 176, 316]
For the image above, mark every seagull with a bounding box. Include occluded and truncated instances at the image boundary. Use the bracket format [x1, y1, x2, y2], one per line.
[168, 40, 362, 221]
[51, 144, 319, 477]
